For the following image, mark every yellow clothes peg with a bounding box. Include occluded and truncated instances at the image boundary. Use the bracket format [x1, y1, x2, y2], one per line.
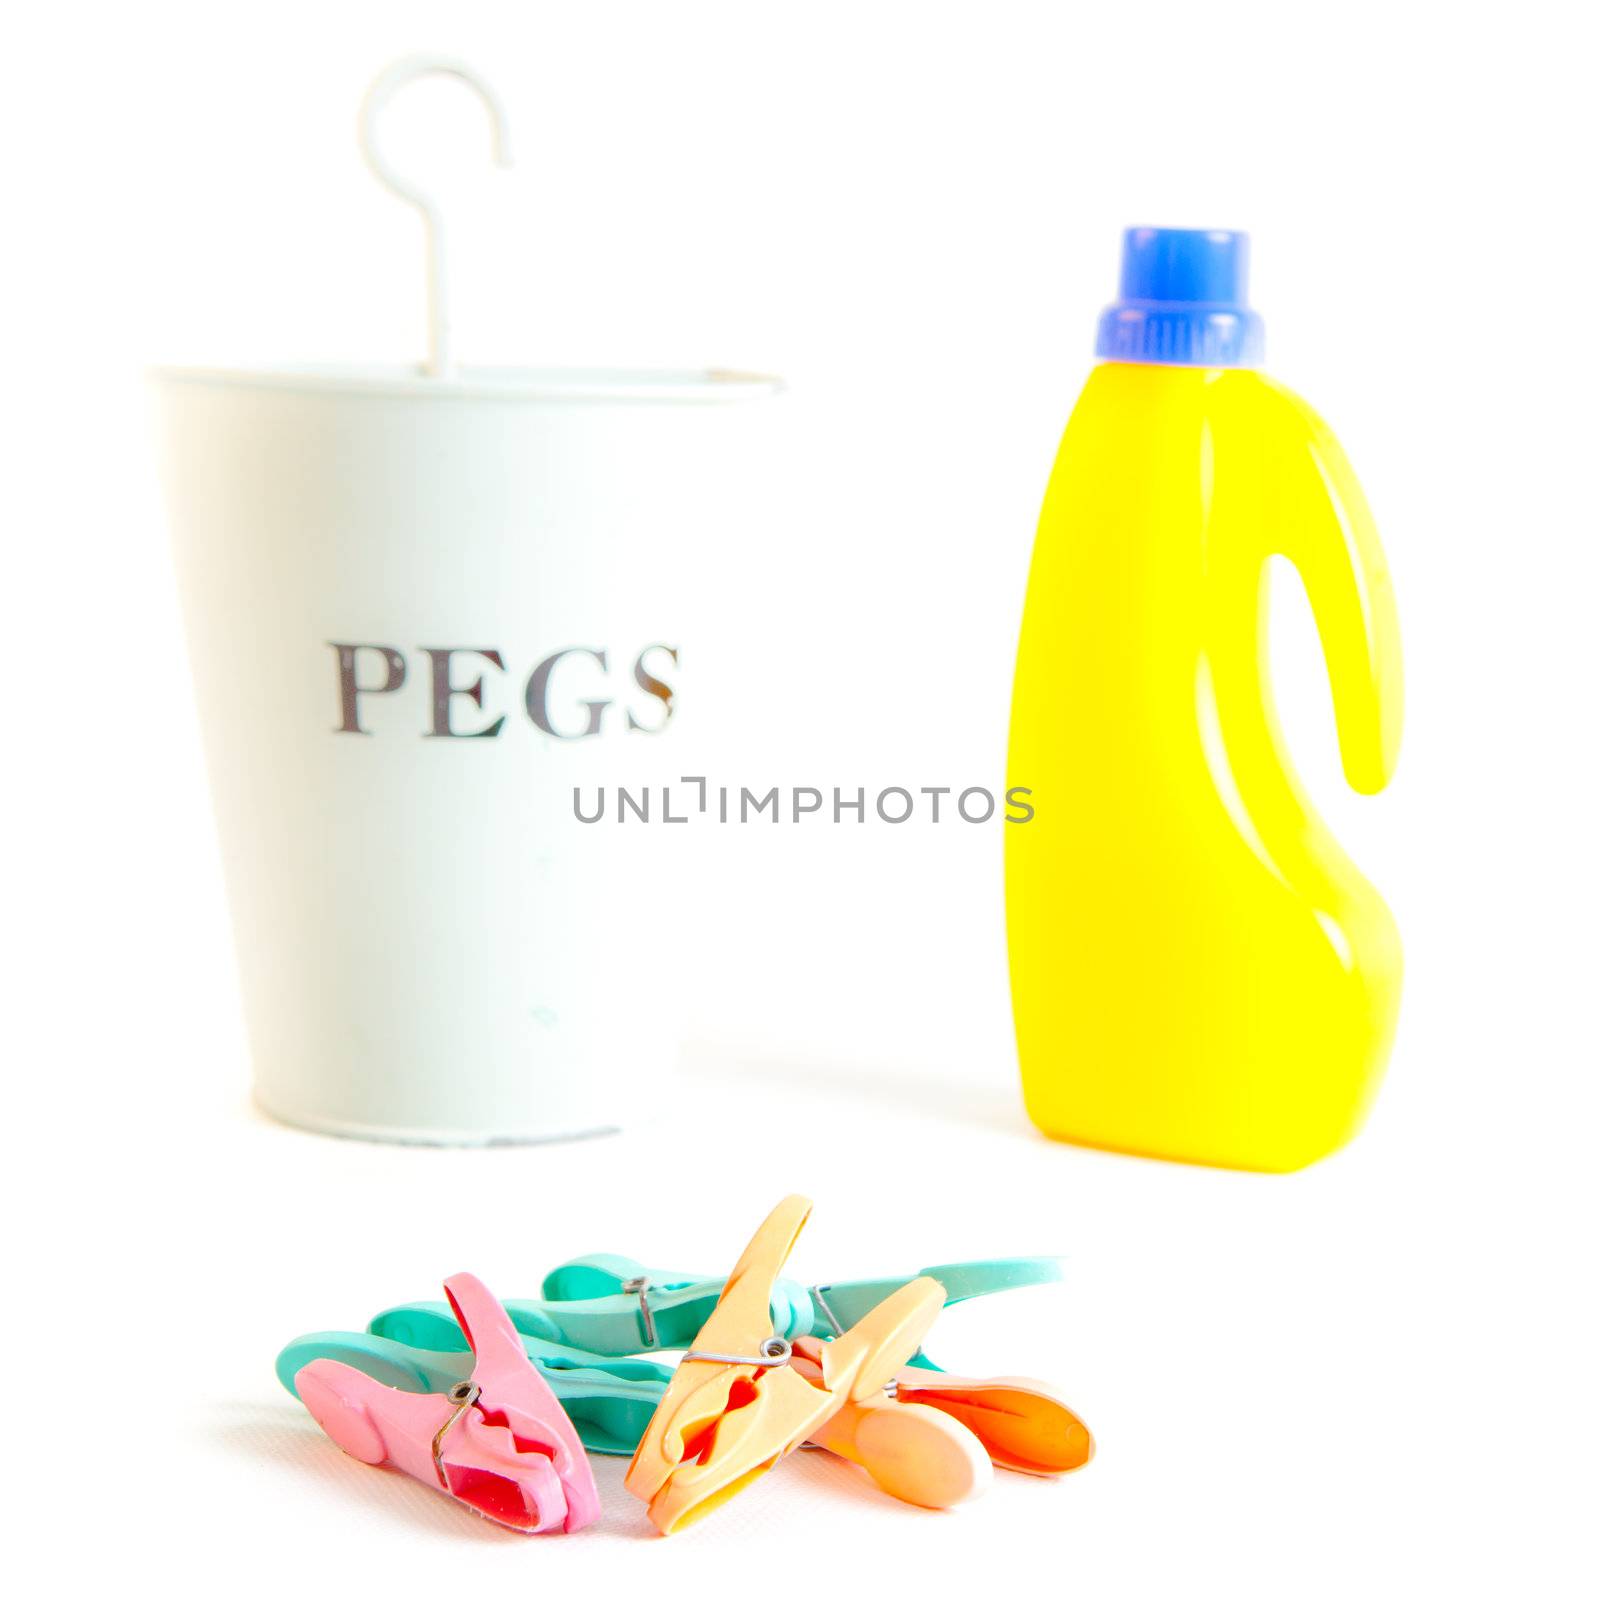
[624, 1195, 946, 1534]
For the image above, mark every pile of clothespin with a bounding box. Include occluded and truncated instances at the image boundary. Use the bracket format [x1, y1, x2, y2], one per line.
[277, 1194, 1093, 1535]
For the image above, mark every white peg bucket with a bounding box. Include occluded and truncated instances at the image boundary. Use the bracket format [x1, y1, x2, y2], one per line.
[155, 60, 782, 1141]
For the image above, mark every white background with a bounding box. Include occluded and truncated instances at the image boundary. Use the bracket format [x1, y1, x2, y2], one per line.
[5, 2, 1597, 1594]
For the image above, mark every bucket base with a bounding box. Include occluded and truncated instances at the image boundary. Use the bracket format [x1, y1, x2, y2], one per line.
[252, 1091, 624, 1148]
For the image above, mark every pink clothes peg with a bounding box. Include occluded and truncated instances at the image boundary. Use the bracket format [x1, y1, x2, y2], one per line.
[295, 1273, 601, 1534]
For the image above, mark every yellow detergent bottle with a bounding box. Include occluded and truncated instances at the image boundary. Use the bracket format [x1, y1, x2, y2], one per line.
[1006, 228, 1403, 1172]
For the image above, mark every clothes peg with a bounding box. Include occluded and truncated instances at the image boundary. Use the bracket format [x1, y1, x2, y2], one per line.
[808, 1258, 1094, 1471]
[538, 1251, 1062, 1359]
[806, 1257, 1066, 1358]
[624, 1195, 946, 1534]
[294, 1273, 601, 1533]
[369, 1268, 814, 1356]
[375, 1254, 1060, 1360]
[540, 1248, 1093, 1474]
[889, 1371, 1094, 1475]
[279, 1328, 672, 1457]
[788, 1336, 993, 1509]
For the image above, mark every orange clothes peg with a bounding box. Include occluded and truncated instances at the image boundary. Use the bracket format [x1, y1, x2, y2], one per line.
[624, 1195, 946, 1534]
[789, 1337, 992, 1509]
[892, 1372, 1093, 1476]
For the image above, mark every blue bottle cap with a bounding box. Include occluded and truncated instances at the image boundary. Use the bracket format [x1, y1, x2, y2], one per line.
[1095, 227, 1264, 368]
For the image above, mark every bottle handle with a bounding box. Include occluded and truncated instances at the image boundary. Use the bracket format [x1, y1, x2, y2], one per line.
[1266, 383, 1403, 796]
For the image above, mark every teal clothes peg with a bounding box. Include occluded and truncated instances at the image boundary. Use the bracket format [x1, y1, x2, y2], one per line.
[368, 1270, 816, 1356]
[532, 1253, 1067, 1370]
[806, 1258, 1066, 1371]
